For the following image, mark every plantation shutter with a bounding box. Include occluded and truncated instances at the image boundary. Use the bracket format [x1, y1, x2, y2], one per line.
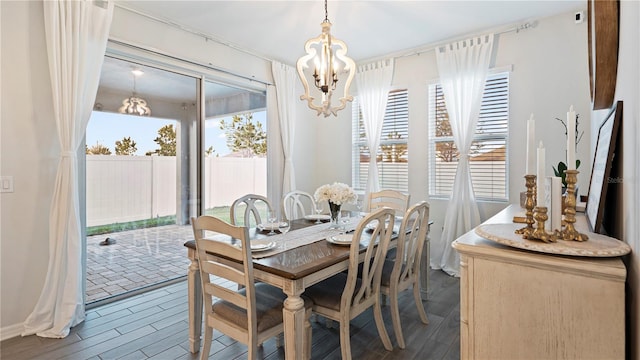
[352, 89, 409, 192]
[429, 73, 509, 200]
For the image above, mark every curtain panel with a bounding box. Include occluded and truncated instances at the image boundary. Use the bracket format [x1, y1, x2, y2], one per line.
[355, 59, 394, 199]
[22, 0, 113, 338]
[271, 61, 297, 196]
[430, 34, 494, 277]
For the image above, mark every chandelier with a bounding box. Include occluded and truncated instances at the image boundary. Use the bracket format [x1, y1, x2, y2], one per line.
[119, 69, 151, 116]
[296, 0, 355, 117]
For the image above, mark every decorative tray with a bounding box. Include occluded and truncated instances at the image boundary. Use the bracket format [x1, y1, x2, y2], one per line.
[474, 223, 631, 257]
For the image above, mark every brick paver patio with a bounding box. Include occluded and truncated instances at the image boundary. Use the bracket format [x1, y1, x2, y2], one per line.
[86, 224, 194, 303]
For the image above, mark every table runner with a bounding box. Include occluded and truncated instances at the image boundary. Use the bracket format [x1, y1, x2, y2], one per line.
[250, 217, 360, 259]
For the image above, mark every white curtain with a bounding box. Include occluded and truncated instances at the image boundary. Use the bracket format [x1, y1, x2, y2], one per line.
[22, 0, 113, 338]
[355, 59, 394, 196]
[431, 34, 494, 277]
[271, 61, 297, 195]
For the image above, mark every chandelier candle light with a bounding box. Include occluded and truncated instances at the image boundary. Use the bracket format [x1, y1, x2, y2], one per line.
[296, 0, 356, 117]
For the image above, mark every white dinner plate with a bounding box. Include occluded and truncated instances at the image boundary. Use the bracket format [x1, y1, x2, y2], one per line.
[257, 222, 281, 231]
[365, 217, 402, 231]
[236, 240, 276, 252]
[326, 234, 353, 245]
[304, 214, 331, 221]
[365, 221, 378, 231]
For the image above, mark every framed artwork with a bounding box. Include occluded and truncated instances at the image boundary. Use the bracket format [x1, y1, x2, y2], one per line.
[586, 101, 622, 233]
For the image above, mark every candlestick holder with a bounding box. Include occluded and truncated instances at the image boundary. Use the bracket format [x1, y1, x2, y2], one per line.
[528, 206, 557, 243]
[515, 175, 536, 238]
[560, 169, 588, 241]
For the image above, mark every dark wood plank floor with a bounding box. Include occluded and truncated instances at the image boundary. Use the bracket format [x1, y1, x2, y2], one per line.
[1, 269, 459, 360]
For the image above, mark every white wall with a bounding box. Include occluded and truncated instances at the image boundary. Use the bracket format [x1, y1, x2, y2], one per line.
[5, 1, 634, 345]
[1, 1, 59, 339]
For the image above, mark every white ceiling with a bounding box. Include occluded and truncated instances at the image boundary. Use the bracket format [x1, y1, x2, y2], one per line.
[118, 0, 584, 64]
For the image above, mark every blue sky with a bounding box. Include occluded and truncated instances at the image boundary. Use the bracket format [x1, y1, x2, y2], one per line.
[87, 111, 266, 156]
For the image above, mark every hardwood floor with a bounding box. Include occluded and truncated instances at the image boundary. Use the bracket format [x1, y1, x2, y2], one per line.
[1, 269, 459, 360]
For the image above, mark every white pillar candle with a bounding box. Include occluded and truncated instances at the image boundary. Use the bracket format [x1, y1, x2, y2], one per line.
[567, 105, 576, 170]
[537, 141, 545, 206]
[526, 114, 536, 175]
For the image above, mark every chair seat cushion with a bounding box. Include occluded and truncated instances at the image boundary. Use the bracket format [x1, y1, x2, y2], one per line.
[380, 259, 406, 287]
[304, 273, 361, 312]
[212, 283, 310, 332]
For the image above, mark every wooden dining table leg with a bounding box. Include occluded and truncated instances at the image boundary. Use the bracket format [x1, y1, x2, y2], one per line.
[187, 247, 203, 353]
[283, 284, 306, 360]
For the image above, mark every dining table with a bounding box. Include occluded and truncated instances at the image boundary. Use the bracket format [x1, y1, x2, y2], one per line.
[183, 214, 429, 360]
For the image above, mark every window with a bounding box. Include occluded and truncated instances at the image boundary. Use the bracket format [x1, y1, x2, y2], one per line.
[352, 89, 409, 192]
[428, 72, 509, 201]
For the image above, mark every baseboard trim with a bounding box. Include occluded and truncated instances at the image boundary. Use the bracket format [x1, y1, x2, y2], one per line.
[1, 322, 23, 342]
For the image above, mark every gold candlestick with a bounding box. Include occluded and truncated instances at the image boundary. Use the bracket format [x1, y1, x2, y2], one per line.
[529, 206, 557, 243]
[561, 169, 588, 241]
[515, 174, 536, 238]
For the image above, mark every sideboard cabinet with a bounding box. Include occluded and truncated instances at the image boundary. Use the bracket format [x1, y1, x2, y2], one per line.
[452, 205, 626, 359]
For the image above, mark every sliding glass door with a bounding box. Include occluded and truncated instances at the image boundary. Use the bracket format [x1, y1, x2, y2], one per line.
[85, 55, 268, 305]
[201, 80, 267, 223]
[86, 56, 199, 304]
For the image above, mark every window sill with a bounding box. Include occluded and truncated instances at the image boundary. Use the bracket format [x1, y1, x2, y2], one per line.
[429, 195, 509, 204]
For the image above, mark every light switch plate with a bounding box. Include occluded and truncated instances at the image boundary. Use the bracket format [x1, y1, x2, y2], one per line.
[1, 176, 14, 193]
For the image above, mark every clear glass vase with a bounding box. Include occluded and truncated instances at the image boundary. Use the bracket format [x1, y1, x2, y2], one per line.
[328, 201, 341, 229]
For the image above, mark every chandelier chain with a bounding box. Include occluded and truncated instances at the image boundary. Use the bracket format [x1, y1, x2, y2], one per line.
[324, 0, 328, 22]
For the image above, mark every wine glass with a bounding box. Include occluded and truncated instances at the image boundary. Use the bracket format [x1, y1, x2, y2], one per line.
[267, 210, 277, 235]
[313, 204, 323, 224]
[278, 219, 291, 235]
[278, 218, 291, 250]
[356, 199, 364, 218]
[340, 211, 350, 230]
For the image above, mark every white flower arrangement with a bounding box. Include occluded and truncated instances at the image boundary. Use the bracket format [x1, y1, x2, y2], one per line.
[314, 182, 357, 206]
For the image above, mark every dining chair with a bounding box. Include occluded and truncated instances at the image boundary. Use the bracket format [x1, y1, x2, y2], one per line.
[367, 189, 410, 216]
[191, 215, 312, 360]
[380, 201, 430, 349]
[304, 207, 396, 360]
[367, 189, 411, 267]
[282, 190, 316, 220]
[230, 194, 274, 228]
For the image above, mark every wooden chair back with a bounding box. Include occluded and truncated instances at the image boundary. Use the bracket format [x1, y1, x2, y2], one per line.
[345, 207, 395, 312]
[230, 194, 273, 227]
[191, 216, 258, 342]
[367, 189, 410, 216]
[394, 201, 430, 289]
[282, 190, 316, 220]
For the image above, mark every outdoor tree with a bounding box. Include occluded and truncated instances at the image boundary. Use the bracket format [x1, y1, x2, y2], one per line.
[434, 93, 484, 163]
[219, 113, 266, 157]
[380, 132, 407, 163]
[205, 146, 217, 157]
[146, 124, 176, 156]
[115, 136, 138, 156]
[86, 142, 112, 155]
[434, 100, 457, 163]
